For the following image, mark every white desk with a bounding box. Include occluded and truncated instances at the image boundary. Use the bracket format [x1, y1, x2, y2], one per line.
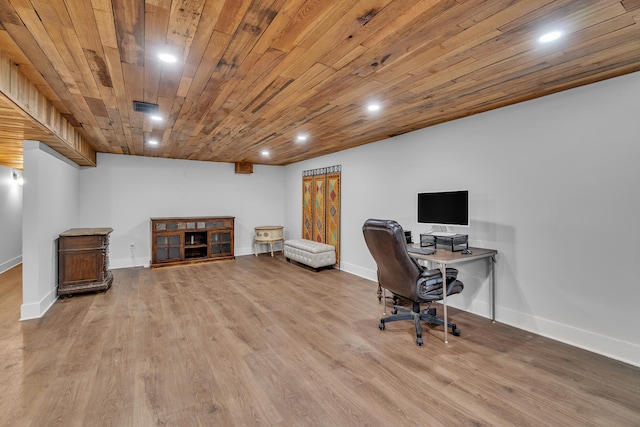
[407, 246, 497, 343]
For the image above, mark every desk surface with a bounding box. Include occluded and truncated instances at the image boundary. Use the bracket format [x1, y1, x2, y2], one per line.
[408, 246, 497, 264]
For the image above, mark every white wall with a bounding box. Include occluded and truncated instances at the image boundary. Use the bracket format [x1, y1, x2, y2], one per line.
[78, 154, 285, 268]
[284, 71, 640, 367]
[0, 164, 22, 273]
[21, 141, 80, 320]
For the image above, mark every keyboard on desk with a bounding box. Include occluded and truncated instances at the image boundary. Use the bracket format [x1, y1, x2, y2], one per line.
[406, 246, 435, 255]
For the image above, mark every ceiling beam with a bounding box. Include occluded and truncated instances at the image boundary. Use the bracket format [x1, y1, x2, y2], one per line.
[0, 50, 96, 167]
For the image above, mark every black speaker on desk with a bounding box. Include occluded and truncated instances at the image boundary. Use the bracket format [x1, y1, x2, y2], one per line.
[404, 230, 412, 244]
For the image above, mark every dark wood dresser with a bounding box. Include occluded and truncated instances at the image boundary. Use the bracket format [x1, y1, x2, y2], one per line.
[58, 228, 113, 296]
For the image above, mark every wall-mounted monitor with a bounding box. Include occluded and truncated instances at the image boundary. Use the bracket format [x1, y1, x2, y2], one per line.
[417, 190, 469, 227]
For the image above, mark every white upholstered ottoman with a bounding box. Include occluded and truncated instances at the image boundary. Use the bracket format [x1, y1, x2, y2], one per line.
[284, 239, 336, 271]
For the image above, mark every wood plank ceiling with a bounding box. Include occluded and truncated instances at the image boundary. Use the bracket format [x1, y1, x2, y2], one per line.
[0, 0, 639, 168]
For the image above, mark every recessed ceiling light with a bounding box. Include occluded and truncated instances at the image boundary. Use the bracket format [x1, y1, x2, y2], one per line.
[296, 134, 308, 142]
[150, 115, 163, 121]
[158, 53, 177, 63]
[367, 103, 381, 112]
[147, 139, 158, 146]
[539, 31, 562, 43]
[261, 150, 270, 157]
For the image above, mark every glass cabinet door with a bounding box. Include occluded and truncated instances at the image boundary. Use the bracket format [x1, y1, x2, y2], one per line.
[156, 234, 181, 261]
[209, 231, 232, 256]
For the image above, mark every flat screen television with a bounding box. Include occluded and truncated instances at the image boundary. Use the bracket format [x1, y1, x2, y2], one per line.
[417, 190, 469, 227]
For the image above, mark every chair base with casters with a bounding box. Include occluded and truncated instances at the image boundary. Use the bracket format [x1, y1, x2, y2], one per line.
[378, 300, 460, 346]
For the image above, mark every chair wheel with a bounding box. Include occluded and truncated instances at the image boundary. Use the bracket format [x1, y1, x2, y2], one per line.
[452, 326, 461, 336]
[391, 308, 397, 315]
[416, 338, 423, 346]
[379, 321, 385, 330]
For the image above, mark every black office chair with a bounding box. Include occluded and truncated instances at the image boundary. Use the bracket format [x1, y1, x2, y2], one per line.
[362, 218, 463, 345]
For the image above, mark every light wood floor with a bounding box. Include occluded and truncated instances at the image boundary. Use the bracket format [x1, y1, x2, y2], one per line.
[1, 257, 639, 427]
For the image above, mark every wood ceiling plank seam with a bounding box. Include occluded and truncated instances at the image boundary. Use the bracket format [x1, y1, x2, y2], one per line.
[327, 44, 368, 72]
[352, 1, 518, 81]
[265, 61, 329, 107]
[407, 33, 537, 95]
[572, 3, 630, 30]
[102, 46, 132, 149]
[166, 0, 207, 63]
[557, 15, 639, 60]
[314, 0, 419, 69]
[0, 0, 23, 26]
[143, 3, 170, 113]
[166, 113, 204, 154]
[170, 31, 231, 135]
[181, 1, 226, 78]
[63, 0, 105, 52]
[53, 25, 102, 98]
[191, 46, 270, 129]
[214, 0, 254, 37]
[251, 0, 306, 55]
[329, 79, 385, 107]
[360, 0, 452, 49]
[231, 46, 302, 111]
[80, 123, 112, 153]
[11, 0, 82, 95]
[214, 6, 279, 83]
[238, 58, 294, 114]
[143, 4, 169, 63]
[495, 0, 604, 34]
[295, 0, 394, 57]
[622, 0, 640, 12]
[194, 97, 237, 139]
[464, 9, 636, 84]
[92, 0, 119, 49]
[142, 60, 161, 104]
[111, 0, 144, 66]
[29, 0, 72, 27]
[545, 42, 640, 86]
[162, 93, 185, 133]
[456, 0, 523, 31]
[247, 107, 311, 144]
[109, 99, 133, 151]
[121, 62, 144, 148]
[270, 0, 349, 52]
[176, 76, 192, 98]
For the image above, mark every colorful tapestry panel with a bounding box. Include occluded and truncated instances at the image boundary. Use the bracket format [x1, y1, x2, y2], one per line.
[325, 172, 341, 263]
[302, 176, 313, 240]
[313, 174, 326, 243]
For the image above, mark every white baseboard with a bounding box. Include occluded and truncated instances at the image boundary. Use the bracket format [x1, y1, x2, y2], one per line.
[341, 261, 376, 281]
[496, 305, 640, 368]
[20, 289, 57, 321]
[343, 261, 639, 368]
[0, 255, 22, 275]
[110, 256, 150, 269]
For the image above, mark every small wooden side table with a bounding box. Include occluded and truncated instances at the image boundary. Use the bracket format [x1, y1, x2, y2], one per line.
[254, 226, 284, 257]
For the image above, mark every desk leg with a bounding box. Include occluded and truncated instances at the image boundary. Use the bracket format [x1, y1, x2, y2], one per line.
[440, 263, 448, 344]
[491, 255, 496, 323]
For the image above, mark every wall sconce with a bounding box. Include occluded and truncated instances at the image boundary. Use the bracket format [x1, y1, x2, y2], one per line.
[13, 170, 24, 186]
